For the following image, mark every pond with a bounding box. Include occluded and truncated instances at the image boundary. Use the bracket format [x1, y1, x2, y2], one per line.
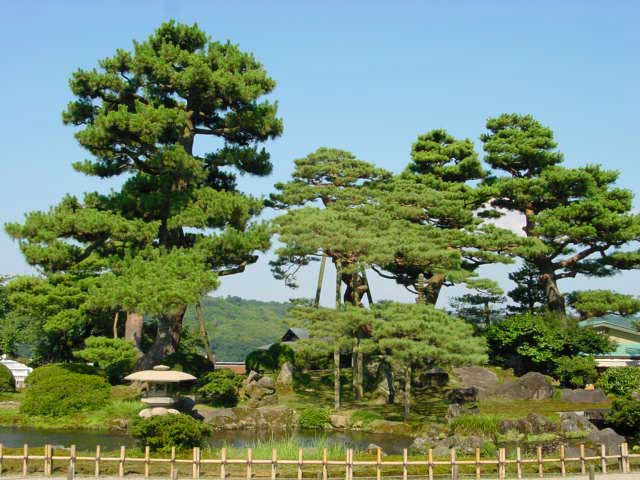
[0, 427, 414, 455]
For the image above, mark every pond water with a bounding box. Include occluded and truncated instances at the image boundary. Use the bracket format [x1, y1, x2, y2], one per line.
[0, 427, 414, 455]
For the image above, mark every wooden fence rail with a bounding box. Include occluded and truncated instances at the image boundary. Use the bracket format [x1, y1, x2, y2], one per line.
[0, 442, 636, 479]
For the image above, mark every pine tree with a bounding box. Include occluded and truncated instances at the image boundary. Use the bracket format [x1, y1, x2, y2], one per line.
[507, 262, 548, 314]
[372, 303, 487, 419]
[481, 113, 640, 313]
[567, 290, 640, 320]
[6, 22, 282, 365]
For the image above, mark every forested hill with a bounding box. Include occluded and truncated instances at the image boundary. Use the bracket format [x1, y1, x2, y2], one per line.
[183, 296, 292, 361]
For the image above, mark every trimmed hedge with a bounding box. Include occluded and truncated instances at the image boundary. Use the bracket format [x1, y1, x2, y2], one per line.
[196, 369, 243, 407]
[131, 414, 211, 452]
[25, 363, 104, 387]
[0, 363, 15, 392]
[21, 372, 111, 416]
[245, 343, 295, 373]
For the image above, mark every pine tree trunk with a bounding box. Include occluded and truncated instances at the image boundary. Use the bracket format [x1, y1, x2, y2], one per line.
[138, 305, 186, 368]
[403, 365, 412, 421]
[540, 271, 565, 313]
[112, 311, 119, 339]
[335, 260, 342, 307]
[425, 274, 445, 305]
[352, 340, 363, 400]
[196, 301, 215, 367]
[356, 349, 364, 399]
[334, 345, 341, 410]
[125, 311, 144, 352]
[314, 254, 327, 307]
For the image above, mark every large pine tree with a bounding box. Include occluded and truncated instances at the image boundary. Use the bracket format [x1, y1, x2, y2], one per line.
[6, 22, 282, 366]
[481, 114, 640, 313]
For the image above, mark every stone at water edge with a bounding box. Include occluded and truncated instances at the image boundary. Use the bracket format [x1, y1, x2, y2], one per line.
[446, 387, 479, 404]
[586, 428, 626, 454]
[138, 407, 180, 417]
[329, 413, 350, 429]
[559, 412, 599, 433]
[276, 362, 294, 386]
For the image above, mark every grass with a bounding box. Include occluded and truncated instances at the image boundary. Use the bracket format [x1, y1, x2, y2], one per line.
[0, 394, 143, 431]
[449, 413, 503, 436]
[478, 398, 611, 419]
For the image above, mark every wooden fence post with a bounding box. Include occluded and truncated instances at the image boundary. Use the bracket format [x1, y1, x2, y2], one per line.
[403, 448, 409, 480]
[297, 448, 303, 480]
[516, 446, 522, 479]
[580, 444, 586, 475]
[246, 447, 253, 480]
[376, 448, 381, 480]
[450, 448, 457, 480]
[600, 444, 607, 474]
[560, 444, 566, 476]
[95, 445, 101, 478]
[119, 445, 126, 478]
[475, 447, 480, 480]
[193, 447, 200, 479]
[427, 448, 434, 480]
[44, 444, 50, 476]
[537, 446, 543, 478]
[220, 447, 227, 480]
[69, 444, 77, 480]
[0, 443, 3, 477]
[22, 443, 28, 477]
[621, 443, 629, 473]
[144, 446, 150, 479]
[498, 447, 505, 480]
[170, 446, 176, 480]
[271, 448, 278, 480]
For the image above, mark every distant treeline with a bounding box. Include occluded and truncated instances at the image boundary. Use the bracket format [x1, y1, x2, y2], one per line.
[183, 296, 291, 361]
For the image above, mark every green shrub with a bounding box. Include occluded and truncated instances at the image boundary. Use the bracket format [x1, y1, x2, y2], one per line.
[554, 355, 598, 388]
[74, 337, 138, 384]
[25, 363, 104, 387]
[605, 398, 640, 435]
[111, 384, 142, 401]
[298, 407, 330, 430]
[131, 414, 211, 452]
[245, 344, 295, 373]
[196, 369, 243, 407]
[0, 364, 15, 392]
[595, 367, 640, 397]
[21, 373, 111, 416]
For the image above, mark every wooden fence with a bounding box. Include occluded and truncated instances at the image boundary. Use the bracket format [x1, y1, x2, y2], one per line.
[0, 442, 637, 479]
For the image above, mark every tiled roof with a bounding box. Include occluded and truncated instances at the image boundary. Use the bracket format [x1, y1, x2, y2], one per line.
[596, 342, 640, 358]
[578, 315, 640, 334]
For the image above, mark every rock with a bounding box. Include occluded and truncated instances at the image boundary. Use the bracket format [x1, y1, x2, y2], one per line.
[410, 436, 434, 454]
[586, 428, 625, 454]
[242, 372, 279, 407]
[330, 413, 350, 429]
[193, 405, 237, 426]
[371, 379, 392, 405]
[257, 406, 297, 429]
[366, 444, 384, 454]
[492, 372, 554, 401]
[560, 389, 609, 404]
[138, 407, 180, 418]
[447, 387, 479, 404]
[499, 414, 558, 434]
[257, 376, 276, 390]
[276, 362, 294, 386]
[175, 395, 196, 412]
[366, 420, 412, 435]
[446, 403, 478, 422]
[559, 412, 598, 433]
[452, 367, 499, 397]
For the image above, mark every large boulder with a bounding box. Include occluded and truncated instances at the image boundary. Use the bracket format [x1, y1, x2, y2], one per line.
[559, 412, 598, 433]
[447, 387, 479, 404]
[560, 389, 609, 404]
[241, 372, 278, 407]
[586, 428, 625, 454]
[499, 413, 558, 434]
[330, 413, 351, 429]
[193, 405, 238, 427]
[276, 362, 294, 387]
[452, 367, 499, 398]
[492, 372, 554, 400]
[371, 379, 393, 405]
[257, 406, 297, 429]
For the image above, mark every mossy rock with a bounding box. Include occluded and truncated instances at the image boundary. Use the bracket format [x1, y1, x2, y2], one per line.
[365, 419, 412, 435]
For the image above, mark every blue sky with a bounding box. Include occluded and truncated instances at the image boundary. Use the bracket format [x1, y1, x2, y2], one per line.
[1, 1, 639, 306]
